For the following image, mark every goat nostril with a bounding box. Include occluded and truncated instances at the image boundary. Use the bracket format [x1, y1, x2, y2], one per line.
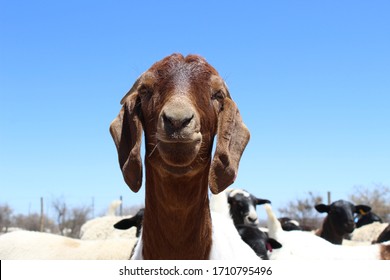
[163, 112, 194, 129]
[162, 113, 172, 126]
[181, 114, 194, 128]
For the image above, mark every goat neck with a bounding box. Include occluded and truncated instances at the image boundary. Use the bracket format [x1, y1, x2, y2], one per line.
[319, 216, 344, 245]
[141, 159, 212, 260]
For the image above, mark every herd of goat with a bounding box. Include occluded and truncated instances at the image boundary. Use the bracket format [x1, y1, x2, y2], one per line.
[1, 53, 389, 260]
[1, 189, 389, 260]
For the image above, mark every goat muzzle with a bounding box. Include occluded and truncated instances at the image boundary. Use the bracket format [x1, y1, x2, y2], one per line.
[156, 97, 203, 167]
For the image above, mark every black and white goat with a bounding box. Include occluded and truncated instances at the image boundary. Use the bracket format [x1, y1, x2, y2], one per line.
[210, 189, 278, 259]
[235, 224, 281, 259]
[278, 217, 302, 231]
[227, 189, 270, 226]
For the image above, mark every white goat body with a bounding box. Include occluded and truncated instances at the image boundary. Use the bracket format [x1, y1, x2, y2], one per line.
[0, 230, 137, 260]
[209, 190, 231, 219]
[79, 215, 136, 240]
[349, 222, 389, 243]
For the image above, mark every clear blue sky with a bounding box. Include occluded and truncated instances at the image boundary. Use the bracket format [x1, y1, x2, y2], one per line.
[1, 1, 389, 218]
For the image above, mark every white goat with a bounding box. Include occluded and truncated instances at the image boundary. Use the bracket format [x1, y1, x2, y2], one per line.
[209, 189, 231, 219]
[0, 230, 137, 260]
[349, 222, 389, 243]
[79, 200, 139, 240]
[264, 204, 390, 260]
[80, 215, 137, 240]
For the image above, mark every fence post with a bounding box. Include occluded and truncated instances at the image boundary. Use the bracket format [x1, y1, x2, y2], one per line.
[327, 191, 331, 205]
[40, 197, 44, 232]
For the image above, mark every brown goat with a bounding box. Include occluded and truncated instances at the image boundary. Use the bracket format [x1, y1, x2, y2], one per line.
[110, 54, 251, 259]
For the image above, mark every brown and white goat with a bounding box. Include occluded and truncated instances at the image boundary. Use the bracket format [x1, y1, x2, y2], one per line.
[110, 54, 257, 260]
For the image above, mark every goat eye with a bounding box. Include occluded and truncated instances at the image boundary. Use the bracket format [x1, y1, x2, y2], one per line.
[139, 86, 152, 96]
[212, 90, 224, 101]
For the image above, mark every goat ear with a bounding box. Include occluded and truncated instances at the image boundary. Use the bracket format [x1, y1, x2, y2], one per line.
[268, 238, 283, 250]
[110, 89, 143, 193]
[256, 198, 271, 205]
[209, 98, 250, 194]
[315, 204, 330, 213]
[113, 218, 135, 230]
[355, 205, 371, 215]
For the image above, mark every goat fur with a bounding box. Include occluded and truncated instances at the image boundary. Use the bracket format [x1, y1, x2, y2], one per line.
[0, 230, 136, 260]
[349, 222, 389, 243]
[110, 54, 256, 260]
[79, 200, 139, 240]
[79, 215, 137, 240]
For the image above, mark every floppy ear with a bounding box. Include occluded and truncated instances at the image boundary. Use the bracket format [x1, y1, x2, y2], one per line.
[110, 84, 143, 193]
[315, 204, 330, 213]
[267, 238, 283, 250]
[113, 217, 136, 230]
[209, 98, 250, 194]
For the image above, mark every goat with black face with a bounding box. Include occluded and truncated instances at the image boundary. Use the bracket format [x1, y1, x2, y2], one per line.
[315, 200, 371, 244]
